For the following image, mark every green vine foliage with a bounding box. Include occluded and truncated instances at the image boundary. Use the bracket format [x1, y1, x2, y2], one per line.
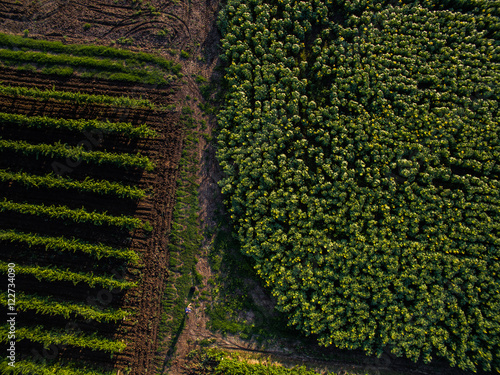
[0, 112, 157, 138]
[0, 32, 181, 85]
[0, 292, 130, 322]
[217, 0, 500, 371]
[0, 169, 147, 199]
[0, 138, 155, 171]
[0, 229, 139, 263]
[0, 84, 156, 108]
[0, 261, 136, 290]
[0, 198, 150, 231]
[0, 325, 126, 353]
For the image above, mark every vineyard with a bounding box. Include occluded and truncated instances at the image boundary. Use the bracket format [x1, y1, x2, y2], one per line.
[0, 34, 183, 375]
[0, 33, 181, 85]
[217, 0, 500, 372]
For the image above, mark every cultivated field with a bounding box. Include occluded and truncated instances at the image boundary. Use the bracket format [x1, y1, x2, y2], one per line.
[217, 0, 500, 372]
[0, 35, 183, 374]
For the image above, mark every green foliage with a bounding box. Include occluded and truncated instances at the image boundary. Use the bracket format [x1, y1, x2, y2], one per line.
[0, 261, 136, 290]
[217, 0, 500, 372]
[189, 349, 338, 375]
[0, 229, 139, 263]
[0, 324, 126, 353]
[157, 28, 170, 37]
[0, 111, 157, 138]
[195, 75, 207, 83]
[0, 49, 169, 84]
[0, 198, 150, 231]
[0, 169, 147, 200]
[116, 37, 135, 46]
[0, 138, 155, 171]
[0, 32, 176, 70]
[0, 84, 156, 108]
[0, 358, 116, 375]
[215, 358, 334, 375]
[0, 292, 130, 322]
[206, 304, 252, 336]
[0, 32, 181, 84]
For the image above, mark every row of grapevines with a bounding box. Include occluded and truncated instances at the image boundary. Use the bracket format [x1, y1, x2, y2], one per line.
[0, 292, 130, 322]
[0, 325, 126, 353]
[0, 169, 147, 200]
[0, 112, 157, 138]
[0, 138, 155, 171]
[0, 261, 136, 290]
[0, 32, 181, 73]
[0, 49, 169, 86]
[0, 198, 152, 231]
[0, 84, 156, 109]
[0, 229, 139, 263]
[0, 358, 115, 375]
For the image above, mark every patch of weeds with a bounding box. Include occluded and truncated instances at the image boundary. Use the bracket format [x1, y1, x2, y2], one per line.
[83, 23, 92, 31]
[195, 74, 207, 83]
[198, 101, 214, 115]
[206, 223, 296, 343]
[180, 50, 190, 59]
[157, 28, 169, 37]
[148, 4, 160, 15]
[182, 106, 194, 115]
[117, 36, 135, 46]
[156, 109, 203, 370]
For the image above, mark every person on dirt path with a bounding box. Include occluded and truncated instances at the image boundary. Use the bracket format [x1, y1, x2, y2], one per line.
[185, 303, 192, 315]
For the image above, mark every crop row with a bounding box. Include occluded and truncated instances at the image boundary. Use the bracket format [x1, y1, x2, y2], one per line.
[0, 229, 139, 263]
[0, 49, 171, 86]
[0, 358, 114, 375]
[0, 84, 156, 109]
[0, 261, 136, 290]
[0, 169, 147, 200]
[0, 112, 157, 138]
[0, 138, 155, 171]
[0, 292, 130, 322]
[0, 325, 126, 353]
[0, 198, 152, 231]
[0, 32, 181, 74]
